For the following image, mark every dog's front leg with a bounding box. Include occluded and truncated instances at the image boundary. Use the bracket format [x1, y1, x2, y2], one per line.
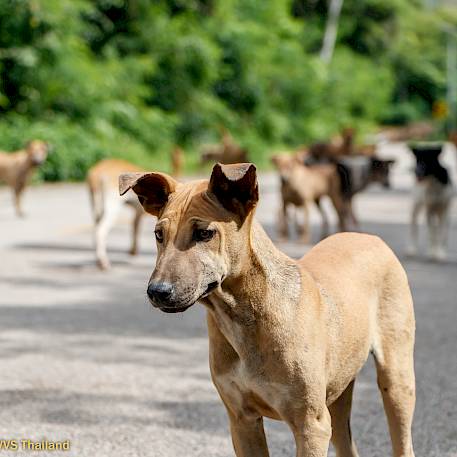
[228, 412, 270, 457]
[13, 182, 26, 217]
[290, 409, 332, 457]
[129, 208, 143, 256]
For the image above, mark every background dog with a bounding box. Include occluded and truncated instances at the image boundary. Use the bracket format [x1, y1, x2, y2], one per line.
[87, 158, 146, 270]
[0, 140, 49, 216]
[271, 153, 347, 242]
[407, 144, 453, 260]
[335, 156, 395, 228]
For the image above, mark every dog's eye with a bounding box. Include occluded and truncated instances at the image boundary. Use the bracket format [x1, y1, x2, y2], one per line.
[194, 228, 215, 242]
[155, 229, 164, 243]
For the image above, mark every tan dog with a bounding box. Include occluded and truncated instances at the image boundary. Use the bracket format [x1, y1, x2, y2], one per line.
[87, 159, 145, 270]
[120, 163, 416, 457]
[271, 153, 347, 242]
[0, 140, 49, 216]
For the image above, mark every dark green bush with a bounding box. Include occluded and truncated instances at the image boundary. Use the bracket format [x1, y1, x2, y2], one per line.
[0, 0, 453, 180]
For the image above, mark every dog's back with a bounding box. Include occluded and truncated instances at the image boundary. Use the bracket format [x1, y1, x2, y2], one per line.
[87, 158, 142, 222]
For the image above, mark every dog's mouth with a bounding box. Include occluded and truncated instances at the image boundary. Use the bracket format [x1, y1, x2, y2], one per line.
[203, 281, 219, 295]
[158, 304, 194, 313]
[154, 280, 221, 314]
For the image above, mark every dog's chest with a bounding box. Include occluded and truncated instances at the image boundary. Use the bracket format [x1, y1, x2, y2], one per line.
[214, 359, 289, 420]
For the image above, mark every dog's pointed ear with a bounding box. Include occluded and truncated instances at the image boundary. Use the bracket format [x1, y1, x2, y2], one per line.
[119, 172, 177, 216]
[208, 163, 258, 219]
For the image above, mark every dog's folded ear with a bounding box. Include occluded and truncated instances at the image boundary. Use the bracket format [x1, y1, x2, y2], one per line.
[208, 163, 258, 220]
[119, 172, 177, 216]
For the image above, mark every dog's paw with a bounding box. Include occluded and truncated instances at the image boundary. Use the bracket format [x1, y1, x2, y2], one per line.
[97, 258, 111, 271]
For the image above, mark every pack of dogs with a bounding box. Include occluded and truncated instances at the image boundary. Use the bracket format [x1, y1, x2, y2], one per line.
[0, 128, 455, 456]
[0, 130, 455, 267]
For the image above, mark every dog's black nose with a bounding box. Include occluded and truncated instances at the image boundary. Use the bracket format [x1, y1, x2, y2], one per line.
[147, 281, 173, 303]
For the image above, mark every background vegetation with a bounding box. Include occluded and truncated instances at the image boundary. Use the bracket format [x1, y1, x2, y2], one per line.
[0, 0, 456, 179]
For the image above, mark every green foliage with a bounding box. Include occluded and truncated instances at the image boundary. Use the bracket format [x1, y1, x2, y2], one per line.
[0, 0, 455, 180]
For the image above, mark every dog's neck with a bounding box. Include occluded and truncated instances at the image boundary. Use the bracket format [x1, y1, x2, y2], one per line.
[204, 218, 304, 359]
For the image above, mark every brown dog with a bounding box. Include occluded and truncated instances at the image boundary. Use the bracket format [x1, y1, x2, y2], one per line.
[0, 140, 49, 216]
[120, 163, 416, 457]
[87, 158, 145, 269]
[271, 153, 347, 242]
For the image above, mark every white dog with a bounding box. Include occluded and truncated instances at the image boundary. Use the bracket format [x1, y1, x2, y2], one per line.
[87, 158, 145, 269]
[408, 144, 453, 260]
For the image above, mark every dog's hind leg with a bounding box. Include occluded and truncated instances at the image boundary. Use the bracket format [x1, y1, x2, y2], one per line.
[314, 198, 329, 240]
[329, 380, 359, 457]
[374, 279, 415, 457]
[374, 351, 415, 457]
[329, 192, 349, 232]
[435, 205, 450, 261]
[427, 211, 441, 260]
[300, 203, 310, 244]
[88, 184, 103, 224]
[348, 201, 359, 230]
[129, 207, 143, 256]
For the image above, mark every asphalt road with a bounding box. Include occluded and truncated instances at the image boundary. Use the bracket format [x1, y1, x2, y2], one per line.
[0, 143, 456, 457]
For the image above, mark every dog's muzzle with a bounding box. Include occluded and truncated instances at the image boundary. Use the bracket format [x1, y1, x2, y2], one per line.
[147, 279, 220, 313]
[146, 281, 195, 313]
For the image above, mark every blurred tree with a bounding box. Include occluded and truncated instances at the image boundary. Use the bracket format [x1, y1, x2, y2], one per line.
[0, 0, 455, 179]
